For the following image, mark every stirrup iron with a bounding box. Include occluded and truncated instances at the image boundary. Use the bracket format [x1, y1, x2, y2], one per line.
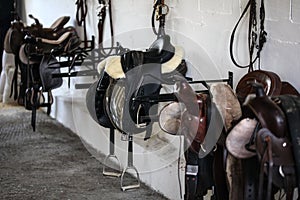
[120, 135, 140, 191]
[103, 128, 122, 177]
[120, 165, 141, 191]
[103, 154, 122, 177]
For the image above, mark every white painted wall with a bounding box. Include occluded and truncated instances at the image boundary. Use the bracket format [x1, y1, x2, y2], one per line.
[23, 0, 300, 199]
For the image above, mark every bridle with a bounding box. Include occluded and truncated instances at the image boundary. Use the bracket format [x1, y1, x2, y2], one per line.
[76, 0, 88, 48]
[152, 0, 169, 36]
[229, 0, 267, 72]
[97, 0, 115, 57]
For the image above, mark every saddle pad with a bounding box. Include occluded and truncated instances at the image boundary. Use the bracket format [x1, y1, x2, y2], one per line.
[159, 102, 184, 135]
[226, 118, 257, 159]
[210, 83, 242, 131]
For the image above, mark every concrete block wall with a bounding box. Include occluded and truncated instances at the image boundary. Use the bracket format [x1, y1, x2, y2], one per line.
[23, 0, 300, 199]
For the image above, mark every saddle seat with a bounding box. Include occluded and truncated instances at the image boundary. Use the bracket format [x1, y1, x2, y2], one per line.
[19, 31, 81, 64]
[97, 36, 184, 79]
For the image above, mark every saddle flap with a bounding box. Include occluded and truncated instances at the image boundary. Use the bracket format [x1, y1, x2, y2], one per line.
[39, 55, 63, 91]
[243, 85, 287, 138]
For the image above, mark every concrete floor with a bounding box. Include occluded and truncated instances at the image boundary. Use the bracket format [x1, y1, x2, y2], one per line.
[0, 104, 168, 200]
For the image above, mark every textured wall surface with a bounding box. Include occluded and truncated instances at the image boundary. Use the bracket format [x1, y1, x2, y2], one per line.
[24, 0, 300, 88]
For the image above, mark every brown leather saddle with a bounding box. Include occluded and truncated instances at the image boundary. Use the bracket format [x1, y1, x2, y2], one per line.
[166, 80, 224, 157]
[229, 69, 300, 200]
[243, 84, 299, 200]
[4, 15, 72, 56]
[180, 93, 208, 153]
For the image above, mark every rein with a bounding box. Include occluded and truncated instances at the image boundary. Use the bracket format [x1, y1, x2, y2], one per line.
[229, 0, 267, 72]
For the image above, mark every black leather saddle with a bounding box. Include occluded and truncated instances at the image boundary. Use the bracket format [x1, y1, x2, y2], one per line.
[87, 34, 187, 138]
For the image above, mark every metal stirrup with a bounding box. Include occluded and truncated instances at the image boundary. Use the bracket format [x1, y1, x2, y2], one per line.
[120, 136, 141, 191]
[103, 154, 122, 177]
[103, 128, 122, 177]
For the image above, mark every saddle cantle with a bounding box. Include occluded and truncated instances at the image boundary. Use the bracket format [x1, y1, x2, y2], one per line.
[236, 70, 282, 104]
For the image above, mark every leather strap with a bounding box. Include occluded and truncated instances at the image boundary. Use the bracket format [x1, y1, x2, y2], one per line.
[185, 150, 199, 200]
[97, 0, 114, 56]
[243, 157, 259, 200]
[97, 0, 107, 45]
[258, 136, 273, 200]
[76, 0, 88, 47]
[278, 95, 300, 197]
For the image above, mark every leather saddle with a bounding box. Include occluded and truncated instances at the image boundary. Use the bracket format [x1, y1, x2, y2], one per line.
[236, 70, 282, 104]
[4, 15, 73, 56]
[161, 81, 224, 157]
[242, 84, 299, 199]
[236, 69, 299, 104]
[87, 35, 187, 136]
[19, 30, 81, 64]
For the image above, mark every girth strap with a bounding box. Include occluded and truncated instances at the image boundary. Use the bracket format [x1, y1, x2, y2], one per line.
[243, 156, 259, 200]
